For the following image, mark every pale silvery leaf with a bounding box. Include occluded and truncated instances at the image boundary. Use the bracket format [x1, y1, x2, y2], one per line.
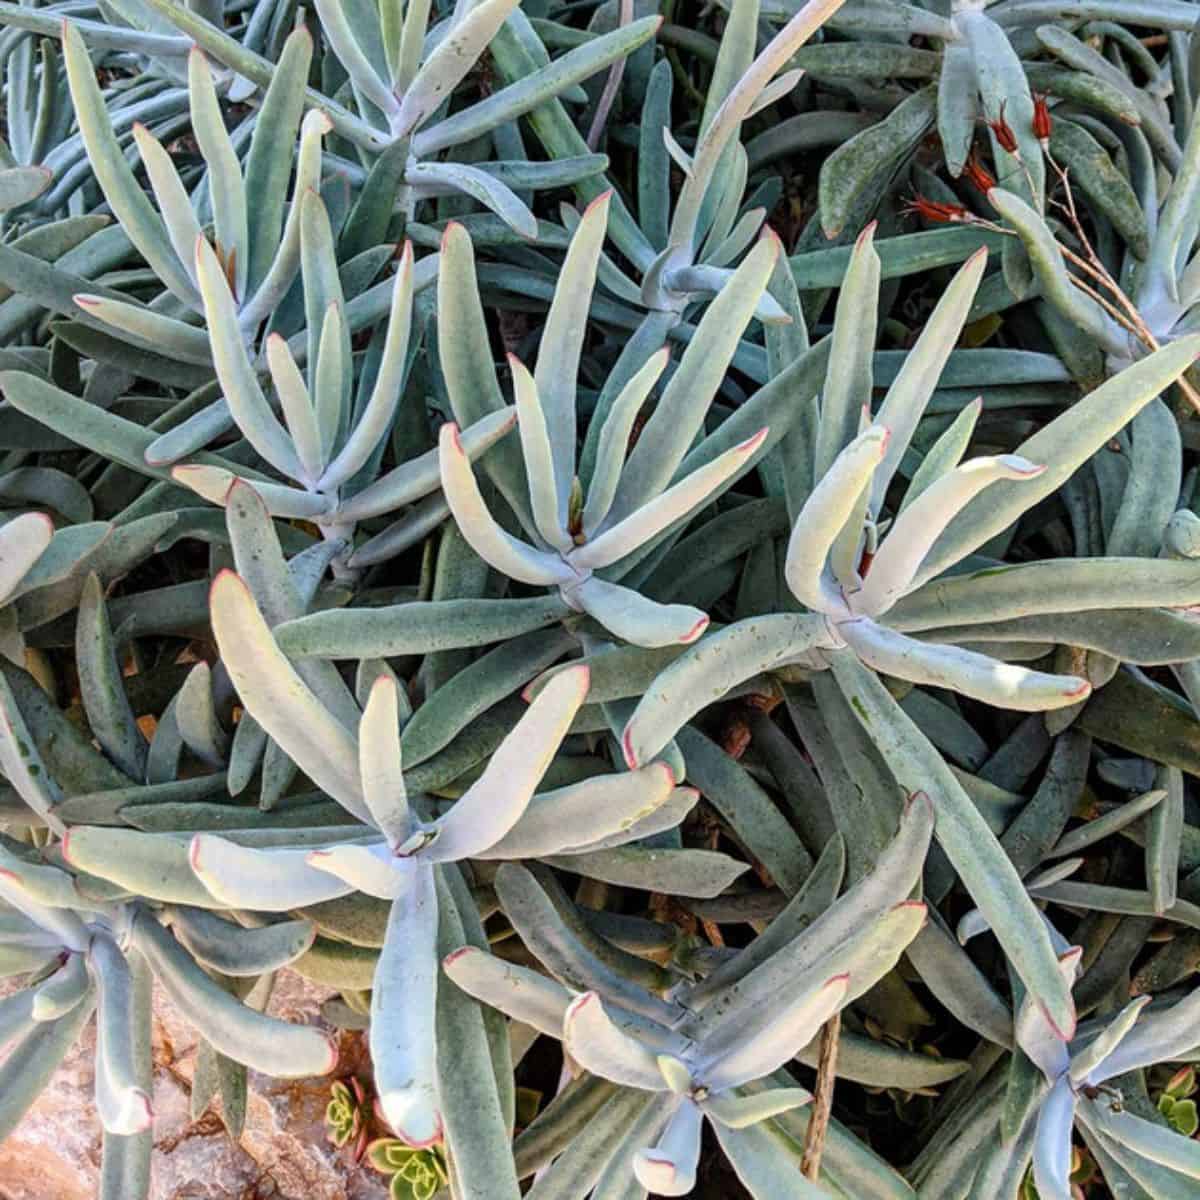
[1015, 947, 1080, 1080]
[195, 237, 304, 481]
[1068, 997, 1151, 1087]
[563, 991, 664, 1091]
[358, 674, 411, 847]
[323, 243, 417, 491]
[566, 576, 710, 648]
[31, 954, 90, 1023]
[442, 947, 571, 1038]
[89, 932, 154, 1136]
[479, 761, 678, 858]
[703, 1088, 812, 1129]
[0, 512, 54, 605]
[210, 570, 368, 819]
[784, 424, 887, 613]
[699, 974, 848, 1092]
[1082, 1100, 1200, 1180]
[839, 619, 1091, 711]
[422, 665, 590, 862]
[371, 861, 442, 1146]
[851, 454, 1045, 616]
[190, 837, 355, 910]
[568, 429, 769, 572]
[1086, 985, 1200, 1082]
[438, 422, 571, 587]
[633, 1098, 701, 1196]
[1032, 1075, 1077, 1200]
[307, 842, 412, 899]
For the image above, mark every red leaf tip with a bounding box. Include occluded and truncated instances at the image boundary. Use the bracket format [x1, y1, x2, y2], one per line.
[621, 726, 639, 769]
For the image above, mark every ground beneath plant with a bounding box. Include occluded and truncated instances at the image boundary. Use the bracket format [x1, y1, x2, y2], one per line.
[0, 973, 388, 1200]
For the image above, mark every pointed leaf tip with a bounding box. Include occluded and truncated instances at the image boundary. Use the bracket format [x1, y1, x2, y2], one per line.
[1039, 984, 1079, 1043]
[622, 725, 639, 769]
[1059, 946, 1084, 968]
[583, 189, 614, 217]
[906, 790, 932, 816]
[894, 899, 928, 923]
[209, 566, 244, 608]
[441, 221, 468, 251]
[736, 427, 770, 454]
[225, 476, 260, 504]
[565, 991, 598, 1024]
[442, 946, 474, 970]
[549, 661, 591, 702]
[634, 1154, 685, 1194]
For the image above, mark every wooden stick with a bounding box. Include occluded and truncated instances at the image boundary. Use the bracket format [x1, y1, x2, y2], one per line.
[801, 1011, 841, 1182]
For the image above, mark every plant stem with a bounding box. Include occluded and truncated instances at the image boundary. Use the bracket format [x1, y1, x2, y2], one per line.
[801, 1011, 840, 1182]
[1047, 154, 1200, 414]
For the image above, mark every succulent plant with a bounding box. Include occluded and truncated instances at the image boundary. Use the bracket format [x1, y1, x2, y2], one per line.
[62, 26, 322, 333]
[169, 217, 514, 573]
[0, 0, 1199, 1195]
[436, 195, 777, 648]
[1157, 1066, 1199, 1137]
[614, 229, 1200, 1037]
[587, 0, 844, 324]
[1022, 966, 1200, 1198]
[445, 794, 934, 1195]
[184, 565, 693, 1169]
[0, 837, 330, 1194]
[916, 945, 1200, 1199]
[326, 1076, 370, 1152]
[562, 986, 834, 1196]
[368, 1135, 449, 1200]
[133, 0, 658, 234]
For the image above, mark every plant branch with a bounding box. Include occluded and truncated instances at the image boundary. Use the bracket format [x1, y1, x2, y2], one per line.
[801, 1011, 840, 1182]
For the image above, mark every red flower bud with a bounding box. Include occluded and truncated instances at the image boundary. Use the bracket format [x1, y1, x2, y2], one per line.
[986, 100, 1020, 156]
[963, 150, 997, 194]
[1032, 91, 1053, 147]
[902, 194, 974, 225]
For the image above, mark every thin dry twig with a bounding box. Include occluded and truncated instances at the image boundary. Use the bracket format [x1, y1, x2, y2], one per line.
[948, 154, 1200, 415]
[1045, 154, 1200, 413]
[801, 1011, 841, 1182]
[587, 0, 634, 150]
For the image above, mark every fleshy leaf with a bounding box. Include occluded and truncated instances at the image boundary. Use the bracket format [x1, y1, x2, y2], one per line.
[359, 675, 412, 846]
[423, 665, 589, 861]
[562, 991, 663, 1091]
[438, 423, 568, 586]
[784, 425, 887, 612]
[632, 1098, 700, 1197]
[442, 946, 571, 1038]
[371, 861, 442, 1146]
[210, 570, 367, 819]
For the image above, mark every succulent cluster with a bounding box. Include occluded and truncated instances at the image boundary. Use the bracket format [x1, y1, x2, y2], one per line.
[2, 0, 1200, 1198]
